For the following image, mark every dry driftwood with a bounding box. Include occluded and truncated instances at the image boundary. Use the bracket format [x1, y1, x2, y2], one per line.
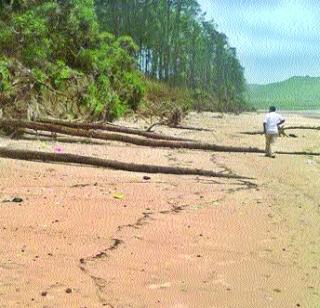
[39, 118, 190, 142]
[0, 147, 252, 179]
[1, 119, 320, 156]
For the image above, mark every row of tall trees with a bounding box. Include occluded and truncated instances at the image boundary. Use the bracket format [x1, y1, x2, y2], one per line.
[95, 0, 247, 111]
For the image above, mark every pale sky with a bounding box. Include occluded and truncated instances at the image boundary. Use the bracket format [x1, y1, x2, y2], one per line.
[198, 0, 320, 84]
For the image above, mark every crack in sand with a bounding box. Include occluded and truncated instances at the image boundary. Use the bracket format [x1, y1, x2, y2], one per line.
[77, 179, 259, 306]
[80, 238, 124, 265]
[77, 206, 187, 306]
[117, 211, 154, 232]
[159, 204, 187, 214]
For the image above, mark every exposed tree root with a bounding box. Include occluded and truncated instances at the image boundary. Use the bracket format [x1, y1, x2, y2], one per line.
[38, 118, 190, 142]
[0, 147, 254, 179]
[145, 121, 166, 132]
[172, 125, 214, 132]
[146, 121, 214, 132]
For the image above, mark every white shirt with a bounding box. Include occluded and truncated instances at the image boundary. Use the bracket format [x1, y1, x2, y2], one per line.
[263, 112, 285, 134]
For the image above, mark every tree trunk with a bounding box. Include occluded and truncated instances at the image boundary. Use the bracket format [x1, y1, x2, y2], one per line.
[284, 126, 320, 130]
[0, 147, 251, 179]
[172, 0, 182, 85]
[38, 118, 191, 141]
[0, 119, 263, 153]
[242, 126, 320, 135]
[1, 119, 319, 156]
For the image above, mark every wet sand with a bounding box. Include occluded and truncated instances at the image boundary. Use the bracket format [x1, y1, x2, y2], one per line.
[0, 112, 319, 307]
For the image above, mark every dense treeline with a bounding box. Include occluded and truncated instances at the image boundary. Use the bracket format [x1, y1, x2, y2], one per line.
[95, 0, 248, 112]
[0, 0, 248, 121]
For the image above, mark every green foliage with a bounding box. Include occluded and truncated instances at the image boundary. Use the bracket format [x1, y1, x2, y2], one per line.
[0, 0, 146, 120]
[141, 79, 194, 117]
[120, 72, 145, 110]
[31, 68, 48, 84]
[0, 0, 249, 120]
[83, 75, 127, 121]
[115, 36, 139, 57]
[12, 10, 52, 65]
[0, 57, 12, 94]
[96, 0, 248, 113]
[48, 61, 74, 89]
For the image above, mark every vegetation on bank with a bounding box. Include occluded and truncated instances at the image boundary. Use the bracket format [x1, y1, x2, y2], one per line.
[0, 0, 249, 121]
[247, 76, 320, 111]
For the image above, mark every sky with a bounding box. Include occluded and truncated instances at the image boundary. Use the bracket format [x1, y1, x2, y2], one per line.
[198, 0, 320, 84]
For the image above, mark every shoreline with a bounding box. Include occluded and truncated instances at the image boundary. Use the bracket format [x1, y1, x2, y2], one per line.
[255, 109, 320, 119]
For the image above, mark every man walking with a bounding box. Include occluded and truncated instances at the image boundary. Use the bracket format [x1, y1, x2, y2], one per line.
[263, 106, 285, 158]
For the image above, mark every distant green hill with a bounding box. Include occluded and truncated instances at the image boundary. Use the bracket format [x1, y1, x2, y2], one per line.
[247, 76, 320, 110]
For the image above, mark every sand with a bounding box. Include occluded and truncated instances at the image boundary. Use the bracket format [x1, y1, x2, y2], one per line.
[0, 112, 319, 308]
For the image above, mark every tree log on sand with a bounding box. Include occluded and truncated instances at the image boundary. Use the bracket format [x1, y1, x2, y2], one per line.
[0, 119, 265, 153]
[1, 119, 320, 156]
[242, 126, 320, 135]
[284, 126, 320, 130]
[38, 118, 191, 142]
[0, 147, 252, 180]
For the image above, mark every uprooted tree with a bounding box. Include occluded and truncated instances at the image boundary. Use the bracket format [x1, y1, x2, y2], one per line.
[37, 118, 192, 142]
[241, 126, 320, 136]
[0, 147, 252, 180]
[1, 119, 320, 157]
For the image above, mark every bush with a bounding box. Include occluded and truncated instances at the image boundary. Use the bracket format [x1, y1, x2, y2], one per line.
[121, 72, 145, 110]
[0, 57, 12, 93]
[0, 1, 146, 121]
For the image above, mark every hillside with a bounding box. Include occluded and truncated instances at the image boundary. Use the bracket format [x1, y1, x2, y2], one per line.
[247, 76, 320, 110]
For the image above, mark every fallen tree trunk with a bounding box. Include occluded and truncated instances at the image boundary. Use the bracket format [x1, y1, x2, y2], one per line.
[240, 131, 263, 135]
[1, 119, 320, 156]
[21, 129, 105, 145]
[284, 126, 320, 130]
[276, 151, 320, 156]
[39, 118, 190, 142]
[22, 129, 57, 139]
[0, 119, 265, 153]
[0, 147, 252, 179]
[173, 125, 214, 132]
[242, 126, 320, 135]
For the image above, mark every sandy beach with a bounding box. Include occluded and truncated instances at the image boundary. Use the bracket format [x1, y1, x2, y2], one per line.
[0, 112, 319, 308]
